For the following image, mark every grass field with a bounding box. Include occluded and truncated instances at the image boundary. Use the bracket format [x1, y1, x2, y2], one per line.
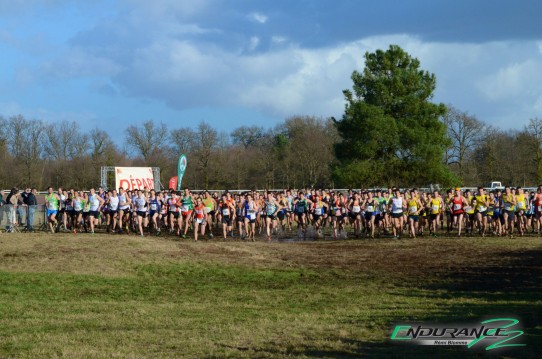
[0, 232, 540, 358]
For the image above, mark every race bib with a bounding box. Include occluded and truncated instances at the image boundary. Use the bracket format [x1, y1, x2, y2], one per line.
[150, 204, 157, 211]
[432, 205, 439, 212]
[478, 206, 487, 212]
[367, 205, 374, 212]
[352, 206, 361, 213]
[409, 206, 417, 214]
[454, 204, 461, 211]
[181, 205, 189, 212]
[504, 203, 512, 211]
[222, 208, 230, 216]
[314, 207, 323, 215]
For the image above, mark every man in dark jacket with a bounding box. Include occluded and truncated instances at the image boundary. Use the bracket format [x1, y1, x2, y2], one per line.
[24, 188, 38, 232]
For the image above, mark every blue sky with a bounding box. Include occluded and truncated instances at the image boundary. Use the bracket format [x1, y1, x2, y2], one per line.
[1, 0, 541, 135]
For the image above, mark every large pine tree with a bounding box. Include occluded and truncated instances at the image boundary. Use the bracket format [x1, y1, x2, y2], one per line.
[334, 45, 455, 188]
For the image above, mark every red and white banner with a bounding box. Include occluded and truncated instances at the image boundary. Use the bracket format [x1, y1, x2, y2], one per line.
[115, 167, 154, 191]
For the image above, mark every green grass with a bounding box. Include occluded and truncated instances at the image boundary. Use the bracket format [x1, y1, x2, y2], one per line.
[0, 234, 540, 358]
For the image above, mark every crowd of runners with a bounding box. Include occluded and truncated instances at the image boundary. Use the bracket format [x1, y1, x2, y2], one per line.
[3, 184, 537, 241]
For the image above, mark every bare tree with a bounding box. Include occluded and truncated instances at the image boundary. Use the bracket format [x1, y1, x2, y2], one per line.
[525, 118, 542, 183]
[42, 121, 88, 160]
[193, 121, 218, 189]
[231, 126, 264, 149]
[88, 127, 117, 161]
[443, 106, 485, 181]
[284, 116, 339, 187]
[125, 120, 168, 161]
[171, 127, 195, 155]
[6, 115, 44, 186]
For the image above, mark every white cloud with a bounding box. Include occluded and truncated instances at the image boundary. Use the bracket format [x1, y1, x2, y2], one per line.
[42, 47, 123, 78]
[477, 60, 541, 101]
[271, 36, 287, 44]
[122, 0, 211, 19]
[98, 35, 542, 128]
[248, 12, 268, 24]
[248, 36, 260, 51]
[31, 0, 542, 131]
[533, 95, 542, 114]
[0, 100, 96, 124]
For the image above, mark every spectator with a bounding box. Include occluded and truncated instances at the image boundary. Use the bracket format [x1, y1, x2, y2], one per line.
[0, 190, 4, 225]
[24, 188, 38, 232]
[19, 188, 29, 226]
[5, 188, 19, 232]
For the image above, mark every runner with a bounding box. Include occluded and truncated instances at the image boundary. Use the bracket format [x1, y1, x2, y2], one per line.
[180, 188, 194, 239]
[148, 190, 161, 235]
[264, 192, 282, 241]
[45, 186, 61, 234]
[57, 187, 67, 232]
[474, 187, 490, 237]
[218, 193, 235, 240]
[133, 189, 148, 237]
[534, 185, 542, 235]
[388, 188, 406, 239]
[362, 191, 378, 239]
[406, 189, 423, 238]
[276, 193, 289, 233]
[168, 190, 182, 235]
[449, 187, 468, 237]
[81, 192, 90, 232]
[312, 193, 328, 238]
[293, 191, 313, 240]
[108, 189, 120, 233]
[494, 189, 504, 236]
[236, 194, 246, 239]
[203, 191, 216, 238]
[193, 197, 206, 241]
[445, 189, 454, 234]
[515, 187, 527, 236]
[243, 193, 259, 241]
[464, 190, 476, 236]
[88, 188, 105, 234]
[117, 188, 131, 234]
[526, 191, 536, 234]
[348, 192, 363, 238]
[64, 192, 74, 231]
[72, 191, 83, 233]
[429, 190, 443, 237]
[502, 186, 517, 238]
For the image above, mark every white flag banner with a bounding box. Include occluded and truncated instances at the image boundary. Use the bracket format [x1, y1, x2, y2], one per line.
[115, 167, 154, 191]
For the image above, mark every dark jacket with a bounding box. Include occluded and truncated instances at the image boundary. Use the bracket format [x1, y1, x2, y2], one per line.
[24, 192, 38, 206]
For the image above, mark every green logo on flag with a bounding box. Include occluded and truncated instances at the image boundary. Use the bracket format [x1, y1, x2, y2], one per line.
[177, 154, 187, 191]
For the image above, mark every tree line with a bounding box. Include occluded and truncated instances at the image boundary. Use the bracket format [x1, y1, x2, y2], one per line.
[0, 115, 339, 190]
[2, 111, 540, 191]
[1, 45, 540, 190]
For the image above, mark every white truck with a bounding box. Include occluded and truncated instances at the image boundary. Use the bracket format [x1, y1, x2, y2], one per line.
[487, 181, 504, 190]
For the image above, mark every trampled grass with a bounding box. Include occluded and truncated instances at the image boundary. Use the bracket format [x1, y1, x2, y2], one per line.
[0, 233, 540, 358]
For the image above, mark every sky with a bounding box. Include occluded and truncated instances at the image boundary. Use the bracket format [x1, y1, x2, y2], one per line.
[1, 0, 541, 135]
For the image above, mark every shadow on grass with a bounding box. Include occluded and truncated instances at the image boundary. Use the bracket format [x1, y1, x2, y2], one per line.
[219, 339, 484, 359]
[374, 247, 542, 358]
[244, 248, 542, 358]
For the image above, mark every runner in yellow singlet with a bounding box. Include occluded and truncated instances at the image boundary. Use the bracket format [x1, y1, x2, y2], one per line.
[502, 186, 517, 238]
[475, 187, 490, 237]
